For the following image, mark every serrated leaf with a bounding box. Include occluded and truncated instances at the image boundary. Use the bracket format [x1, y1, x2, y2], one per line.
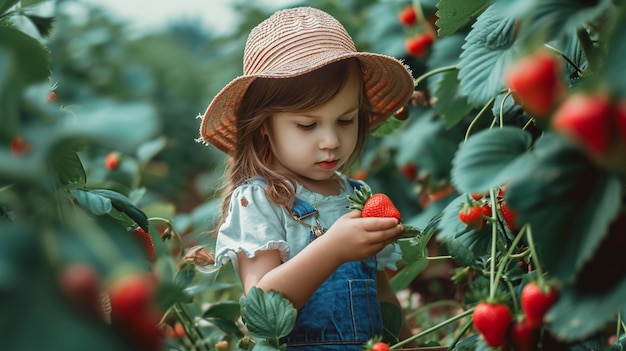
[435, 0, 492, 37]
[155, 283, 188, 312]
[24, 15, 55, 38]
[546, 276, 626, 340]
[71, 189, 113, 216]
[433, 69, 473, 128]
[458, 4, 519, 106]
[451, 127, 533, 193]
[50, 142, 86, 185]
[506, 140, 622, 282]
[517, 0, 613, 44]
[240, 287, 297, 341]
[89, 189, 149, 231]
[390, 258, 428, 292]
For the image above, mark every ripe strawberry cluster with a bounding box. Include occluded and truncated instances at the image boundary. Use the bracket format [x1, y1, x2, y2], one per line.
[397, 4, 435, 59]
[473, 282, 558, 350]
[505, 49, 626, 174]
[58, 263, 164, 351]
[458, 187, 518, 232]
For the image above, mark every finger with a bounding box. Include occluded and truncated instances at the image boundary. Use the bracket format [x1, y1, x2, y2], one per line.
[360, 217, 400, 231]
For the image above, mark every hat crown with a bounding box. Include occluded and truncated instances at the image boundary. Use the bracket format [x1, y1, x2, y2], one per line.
[243, 7, 357, 75]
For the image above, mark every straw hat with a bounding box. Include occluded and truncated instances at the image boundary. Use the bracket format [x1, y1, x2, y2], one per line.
[198, 6, 414, 154]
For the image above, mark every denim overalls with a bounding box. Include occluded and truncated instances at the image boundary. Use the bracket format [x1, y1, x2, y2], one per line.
[280, 181, 383, 350]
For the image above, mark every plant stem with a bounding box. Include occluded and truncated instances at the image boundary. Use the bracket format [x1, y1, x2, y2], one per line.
[413, 65, 458, 88]
[526, 225, 546, 288]
[427, 255, 453, 260]
[446, 318, 473, 351]
[406, 299, 464, 319]
[488, 188, 498, 301]
[148, 216, 186, 257]
[499, 90, 513, 128]
[465, 96, 496, 142]
[492, 225, 528, 297]
[391, 308, 475, 349]
[543, 43, 584, 74]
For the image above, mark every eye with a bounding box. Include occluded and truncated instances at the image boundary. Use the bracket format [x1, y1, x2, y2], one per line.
[338, 118, 355, 126]
[296, 123, 316, 130]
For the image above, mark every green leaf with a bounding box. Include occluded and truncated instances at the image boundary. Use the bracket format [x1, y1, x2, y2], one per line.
[0, 0, 19, 16]
[71, 189, 113, 215]
[603, 4, 626, 98]
[136, 136, 168, 164]
[435, 0, 492, 37]
[380, 301, 403, 344]
[433, 69, 473, 128]
[240, 287, 297, 341]
[155, 283, 188, 312]
[89, 189, 149, 231]
[506, 139, 622, 282]
[49, 141, 86, 186]
[202, 300, 244, 336]
[451, 127, 533, 193]
[390, 227, 438, 291]
[546, 276, 626, 340]
[24, 15, 55, 38]
[0, 25, 50, 86]
[48, 102, 160, 153]
[458, 4, 518, 106]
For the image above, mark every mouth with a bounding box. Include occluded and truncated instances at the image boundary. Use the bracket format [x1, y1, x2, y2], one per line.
[316, 159, 339, 170]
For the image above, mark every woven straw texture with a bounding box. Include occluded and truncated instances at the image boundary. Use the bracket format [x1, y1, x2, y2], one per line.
[199, 6, 414, 154]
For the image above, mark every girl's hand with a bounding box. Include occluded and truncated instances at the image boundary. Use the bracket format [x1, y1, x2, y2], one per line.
[321, 210, 403, 264]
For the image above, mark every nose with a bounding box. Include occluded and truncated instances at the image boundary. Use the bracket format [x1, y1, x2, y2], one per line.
[319, 127, 340, 150]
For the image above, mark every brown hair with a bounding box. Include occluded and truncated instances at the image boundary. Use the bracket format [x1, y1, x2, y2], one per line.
[216, 58, 372, 227]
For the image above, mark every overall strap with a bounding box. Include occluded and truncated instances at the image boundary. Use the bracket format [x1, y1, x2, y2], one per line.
[246, 177, 318, 220]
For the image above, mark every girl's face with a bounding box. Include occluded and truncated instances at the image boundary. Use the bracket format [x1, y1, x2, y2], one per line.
[266, 67, 360, 190]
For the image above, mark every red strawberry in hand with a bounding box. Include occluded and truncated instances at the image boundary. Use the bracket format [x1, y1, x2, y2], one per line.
[473, 302, 512, 347]
[348, 187, 401, 221]
[131, 227, 156, 262]
[506, 50, 565, 117]
[521, 282, 558, 329]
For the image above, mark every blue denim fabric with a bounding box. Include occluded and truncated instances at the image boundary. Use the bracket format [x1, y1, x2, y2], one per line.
[281, 231, 382, 350]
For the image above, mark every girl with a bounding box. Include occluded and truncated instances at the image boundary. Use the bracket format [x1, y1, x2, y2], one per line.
[199, 7, 416, 350]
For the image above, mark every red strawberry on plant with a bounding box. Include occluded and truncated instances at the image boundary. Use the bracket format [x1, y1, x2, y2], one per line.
[58, 263, 102, 318]
[509, 318, 538, 351]
[105, 151, 122, 171]
[132, 227, 156, 262]
[521, 282, 558, 329]
[551, 92, 613, 157]
[499, 201, 519, 231]
[506, 50, 565, 117]
[371, 342, 390, 351]
[400, 162, 417, 182]
[458, 203, 485, 230]
[348, 187, 401, 221]
[405, 32, 435, 58]
[473, 301, 512, 347]
[398, 5, 417, 26]
[11, 136, 32, 157]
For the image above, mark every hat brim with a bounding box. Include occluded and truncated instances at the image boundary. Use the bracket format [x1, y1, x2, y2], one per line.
[199, 51, 414, 154]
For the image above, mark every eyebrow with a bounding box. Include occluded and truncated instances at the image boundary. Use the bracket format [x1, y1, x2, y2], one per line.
[300, 106, 359, 119]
